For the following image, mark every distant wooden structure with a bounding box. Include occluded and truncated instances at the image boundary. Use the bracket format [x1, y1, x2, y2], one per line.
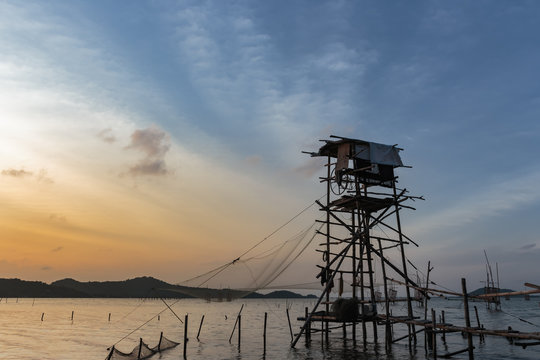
[483, 250, 501, 311]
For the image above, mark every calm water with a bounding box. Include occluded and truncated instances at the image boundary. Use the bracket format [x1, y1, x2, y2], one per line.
[0, 297, 539, 359]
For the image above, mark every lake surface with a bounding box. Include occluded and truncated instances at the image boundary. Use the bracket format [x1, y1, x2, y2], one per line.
[0, 297, 539, 359]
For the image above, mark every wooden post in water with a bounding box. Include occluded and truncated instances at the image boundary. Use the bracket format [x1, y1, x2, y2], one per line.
[325, 154, 331, 345]
[106, 346, 115, 360]
[286, 308, 293, 341]
[473, 306, 483, 343]
[431, 308, 437, 359]
[441, 310, 446, 343]
[238, 315, 242, 350]
[461, 278, 474, 360]
[424, 261, 432, 356]
[156, 331, 162, 351]
[137, 338, 143, 360]
[305, 307, 310, 343]
[263, 312, 267, 355]
[197, 315, 205, 341]
[393, 180, 416, 347]
[183, 314, 188, 359]
[71, 311, 74, 321]
[378, 239, 391, 350]
[229, 304, 244, 343]
[424, 261, 432, 319]
[41, 313, 44, 321]
[108, 313, 111, 322]
[321, 317, 324, 343]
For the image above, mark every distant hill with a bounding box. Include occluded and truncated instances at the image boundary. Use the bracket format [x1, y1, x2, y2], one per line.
[51, 277, 191, 298]
[468, 287, 515, 296]
[0, 277, 314, 299]
[0, 278, 88, 298]
[254, 290, 317, 299]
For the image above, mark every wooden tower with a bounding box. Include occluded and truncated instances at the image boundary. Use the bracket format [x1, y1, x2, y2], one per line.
[292, 135, 424, 348]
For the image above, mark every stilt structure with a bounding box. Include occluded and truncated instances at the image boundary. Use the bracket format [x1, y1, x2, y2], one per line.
[483, 250, 501, 311]
[292, 135, 425, 348]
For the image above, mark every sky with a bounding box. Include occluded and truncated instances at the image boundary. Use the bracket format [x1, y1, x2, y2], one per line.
[1, 0, 539, 293]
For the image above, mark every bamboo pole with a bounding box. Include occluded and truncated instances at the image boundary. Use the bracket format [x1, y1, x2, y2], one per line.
[197, 315, 205, 341]
[157, 331, 163, 351]
[392, 328, 425, 343]
[351, 208, 357, 344]
[378, 239, 391, 350]
[137, 338, 143, 360]
[474, 306, 483, 342]
[477, 288, 540, 298]
[432, 309, 437, 359]
[305, 307, 310, 344]
[424, 261, 431, 355]
[263, 312, 267, 355]
[525, 282, 540, 290]
[229, 304, 244, 343]
[381, 314, 540, 341]
[441, 310, 446, 343]
[183, 314, 188, 359]
[362, 186, 378, 343]
[461, 278, 474, 360]
[442, 347, 471, 358]
[238, 315, 241, 350]
[393, 181, 416, 347]
[315, 201, 423, 292]
[325, 154, 331, 344]
[286, 308, 293, 341]
[106, 346, 115, 360]
[424, 261, 431, 320]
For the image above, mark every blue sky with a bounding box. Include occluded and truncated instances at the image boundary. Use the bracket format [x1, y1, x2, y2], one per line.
[1, 0, 539, 291]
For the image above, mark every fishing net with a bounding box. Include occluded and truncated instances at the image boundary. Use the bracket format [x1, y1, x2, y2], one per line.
[176, 202, 325, 299]
[107, 340, 154, 360]
[106, 334, 179, 360]
[151, 335, 179, 351]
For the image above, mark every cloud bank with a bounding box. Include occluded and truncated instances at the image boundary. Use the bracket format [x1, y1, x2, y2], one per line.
[125, 126, 171, 177]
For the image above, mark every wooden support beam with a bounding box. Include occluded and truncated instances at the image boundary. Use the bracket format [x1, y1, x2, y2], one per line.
[477, 288, 540, 298]
[442, 347, 474, 358]
[315, 200, 424, 292]
[525, 282, 540, 290]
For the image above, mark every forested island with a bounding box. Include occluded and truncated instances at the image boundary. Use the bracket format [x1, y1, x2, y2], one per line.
[0, 277, 316, 299]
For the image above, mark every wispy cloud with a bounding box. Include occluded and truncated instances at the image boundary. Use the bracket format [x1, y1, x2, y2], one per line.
[125, 126, 171, 176]
[49, 214, 66, 223]
[293, 157, 325, 178]
[1, 168, 53, 183]
[170, 2, 375, 165]
[97, 128, 116, 143]
[1, 168, 33, 177]
[245, 155, 261, 166]
[411, 169, 540, 236]
[36, 169, 54, 184]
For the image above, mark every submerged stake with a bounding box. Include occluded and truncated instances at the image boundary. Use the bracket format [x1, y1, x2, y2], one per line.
[183, 314, 188, 359]
[263, 312, 267, 355]
[197, 315, 205, 341]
